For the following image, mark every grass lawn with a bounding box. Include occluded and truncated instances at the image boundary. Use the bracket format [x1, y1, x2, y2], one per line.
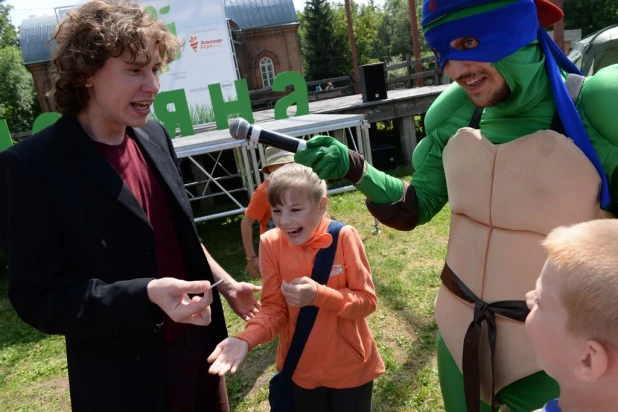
[0, 167, 450, 411]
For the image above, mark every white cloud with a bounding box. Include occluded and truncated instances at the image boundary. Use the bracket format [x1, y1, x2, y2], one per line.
[9, 0, 387, 30]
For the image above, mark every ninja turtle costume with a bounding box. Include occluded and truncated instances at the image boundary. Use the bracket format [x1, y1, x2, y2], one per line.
[295, 0, 618, 411]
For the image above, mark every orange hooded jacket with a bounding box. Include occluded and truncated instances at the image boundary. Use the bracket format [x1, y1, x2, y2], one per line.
[236, 217, 385, 389]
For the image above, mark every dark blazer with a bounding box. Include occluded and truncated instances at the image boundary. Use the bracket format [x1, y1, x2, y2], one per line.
[0, 116, 228, 411]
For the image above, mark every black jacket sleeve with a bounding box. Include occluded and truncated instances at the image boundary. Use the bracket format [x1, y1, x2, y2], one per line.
[0, 149, 161, 338]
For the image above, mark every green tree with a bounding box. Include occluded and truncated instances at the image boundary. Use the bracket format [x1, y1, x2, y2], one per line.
[353, 4, 381, 64]
[564, 0, 618, 37]
[330, 4, 352, 73]
[0, 0, 40, 134]
[0, 0, 18, 48]
[0, 46, 40, 133]
[301, 0, 349, 80]
[375, 0, 431, 60]
[332, 1, 383, 65]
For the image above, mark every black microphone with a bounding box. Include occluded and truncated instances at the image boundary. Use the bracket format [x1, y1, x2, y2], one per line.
[228, 118, 306, 153]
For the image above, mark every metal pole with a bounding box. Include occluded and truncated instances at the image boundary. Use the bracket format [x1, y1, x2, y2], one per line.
[344, 0, 361, 94]
[553, 0, 565, 53]
[408, 0, 423, 87]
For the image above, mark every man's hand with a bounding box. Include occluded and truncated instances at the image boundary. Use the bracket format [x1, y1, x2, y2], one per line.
[147, 278, 213, 326]
[281, 277, 318, 307]
[295, 136, 365, 183]
[294, 136, 350, 180]
[245, 257, 260, 279]
[220, 281, 262, 321]
[207, 337, 249, 376]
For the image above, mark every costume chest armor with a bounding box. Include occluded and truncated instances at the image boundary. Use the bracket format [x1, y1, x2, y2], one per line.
[435, 127, 605, 402]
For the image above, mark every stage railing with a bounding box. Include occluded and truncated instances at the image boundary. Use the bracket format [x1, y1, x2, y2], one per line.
[172, 113, 371, 222]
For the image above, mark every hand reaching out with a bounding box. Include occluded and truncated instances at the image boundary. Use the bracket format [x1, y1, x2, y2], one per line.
[147, 278, 213, 326]
[281, 277, 318, 307]
[223, 281, 262, 321]
[208, 337, 249, 376]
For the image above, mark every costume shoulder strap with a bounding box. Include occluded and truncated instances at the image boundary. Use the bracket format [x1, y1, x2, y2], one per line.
[550, 74, 585, 135]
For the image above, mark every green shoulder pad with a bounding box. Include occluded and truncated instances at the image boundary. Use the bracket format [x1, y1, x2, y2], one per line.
[580, 65, 618, 147]
[412, 133, 434, 171]
[424, 83, 475, 135]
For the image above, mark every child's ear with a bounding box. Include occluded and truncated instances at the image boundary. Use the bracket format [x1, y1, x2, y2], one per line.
[574, 340, 608, 383]
[319, 196, 328, 213]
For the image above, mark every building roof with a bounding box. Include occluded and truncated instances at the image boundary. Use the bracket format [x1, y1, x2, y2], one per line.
[20, 0, 298, 66]
[224, 0, 298, 30]
[19, 15, 58, 65]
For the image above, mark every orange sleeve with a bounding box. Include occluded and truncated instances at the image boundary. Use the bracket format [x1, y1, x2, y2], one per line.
[244, 183, 270, 223]
[236, 234, 288, 350]
[312, 226, 378, 319]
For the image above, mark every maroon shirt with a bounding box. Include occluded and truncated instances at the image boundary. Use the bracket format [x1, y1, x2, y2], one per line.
[96, 134, 189, 344]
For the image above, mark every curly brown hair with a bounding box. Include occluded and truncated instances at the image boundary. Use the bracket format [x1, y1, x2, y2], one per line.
[48, 0, 182, 116]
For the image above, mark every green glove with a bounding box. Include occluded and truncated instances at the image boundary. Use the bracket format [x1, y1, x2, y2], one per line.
[294, 136, 349, 180]
[294, 136, 365, 182]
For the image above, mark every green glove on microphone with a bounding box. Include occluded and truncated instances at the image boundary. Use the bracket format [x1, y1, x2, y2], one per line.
[294, 136, 365, 183]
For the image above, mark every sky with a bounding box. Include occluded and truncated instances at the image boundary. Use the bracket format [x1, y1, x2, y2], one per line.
[8, 0, 385, 28]
[8, 0, 80, 27]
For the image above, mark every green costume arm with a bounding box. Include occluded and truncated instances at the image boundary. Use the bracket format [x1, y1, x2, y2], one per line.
[294, 84, 474, 228]
[408, 132, 449, 224]
[355, 164, 404, 204]
[355, 83, 479, 227]
[360, 84, 477, 225]
[295, 135, 406, 204]
[410, 84, 477, 224]
[579, 65, 618, 215]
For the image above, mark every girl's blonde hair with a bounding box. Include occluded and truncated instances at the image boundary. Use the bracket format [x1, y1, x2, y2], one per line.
[267, 163, 327, 207]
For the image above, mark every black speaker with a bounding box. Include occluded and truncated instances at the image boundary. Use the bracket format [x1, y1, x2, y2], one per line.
[359, 62, 387, 103]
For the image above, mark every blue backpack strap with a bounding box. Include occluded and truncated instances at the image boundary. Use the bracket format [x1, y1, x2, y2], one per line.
[280, 220, 346, 378]
[311, 220, 345, 285]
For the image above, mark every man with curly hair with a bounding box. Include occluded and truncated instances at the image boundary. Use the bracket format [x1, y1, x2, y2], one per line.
[0, 1, 261, 410]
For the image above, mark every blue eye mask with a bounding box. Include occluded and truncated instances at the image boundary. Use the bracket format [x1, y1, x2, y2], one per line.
[424, 0, 611, 207]
[424, 0, 538, 69]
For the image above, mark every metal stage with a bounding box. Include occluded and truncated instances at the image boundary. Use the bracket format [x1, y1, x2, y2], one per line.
[172, 113, 371, 222]
[187, 85, 450, 169]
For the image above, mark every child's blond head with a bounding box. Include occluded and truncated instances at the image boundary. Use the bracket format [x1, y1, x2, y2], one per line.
[267, 163, 327, 207]
[543, 219, 618, 349]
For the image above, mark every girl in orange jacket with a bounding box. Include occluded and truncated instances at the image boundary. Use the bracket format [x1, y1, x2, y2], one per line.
[208, 163, 385, 411]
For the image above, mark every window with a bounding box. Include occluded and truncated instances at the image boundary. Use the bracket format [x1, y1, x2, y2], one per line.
[260, 57, 275, 88]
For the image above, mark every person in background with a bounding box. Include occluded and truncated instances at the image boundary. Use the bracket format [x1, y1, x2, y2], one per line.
[241, 146, 294, 278]
[526, 220, 618, 412]
[0, 1, 260, 411]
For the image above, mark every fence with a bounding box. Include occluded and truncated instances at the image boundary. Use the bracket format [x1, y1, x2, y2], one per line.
[11, 56, 444, 140]
[383, 55, 443, 89]
[250, 55, 444, 110]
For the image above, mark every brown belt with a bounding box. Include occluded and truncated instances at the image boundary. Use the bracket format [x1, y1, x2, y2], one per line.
[441, 263, 530, 412]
